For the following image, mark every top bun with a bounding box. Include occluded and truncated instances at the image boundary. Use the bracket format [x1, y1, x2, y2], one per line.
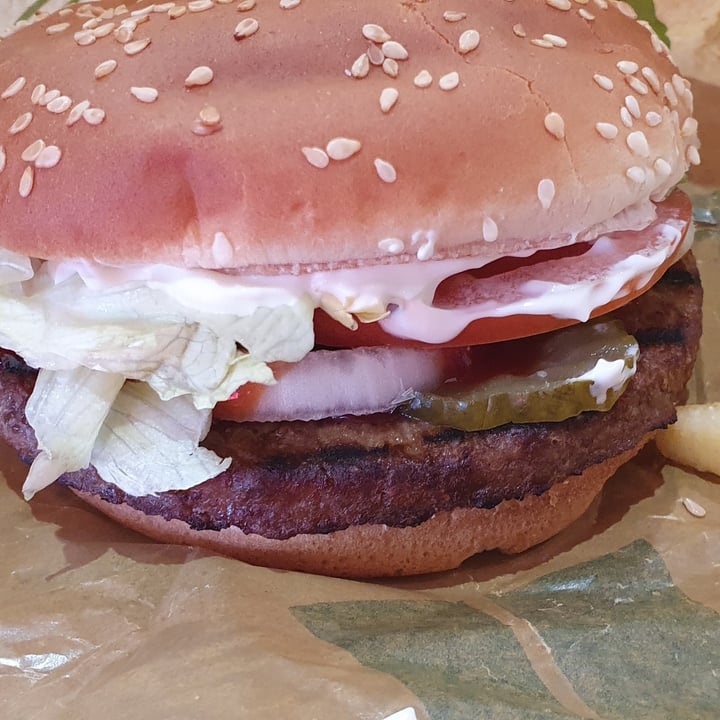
[0, 0, 699, 271]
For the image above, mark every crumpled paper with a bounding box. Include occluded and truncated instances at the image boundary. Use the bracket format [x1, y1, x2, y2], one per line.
[1, 3, 719, 719]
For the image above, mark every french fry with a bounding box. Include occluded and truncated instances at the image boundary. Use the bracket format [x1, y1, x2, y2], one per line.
[655, 403, 720, 476]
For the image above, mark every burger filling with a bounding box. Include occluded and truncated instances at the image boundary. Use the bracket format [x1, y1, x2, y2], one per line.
[0, 193, 692, 501]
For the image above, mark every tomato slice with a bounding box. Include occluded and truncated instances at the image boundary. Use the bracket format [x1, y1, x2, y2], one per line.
[313, 191, 692, 349]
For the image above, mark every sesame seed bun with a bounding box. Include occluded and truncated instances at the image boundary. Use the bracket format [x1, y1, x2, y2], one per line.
[0, 0, 699, 270]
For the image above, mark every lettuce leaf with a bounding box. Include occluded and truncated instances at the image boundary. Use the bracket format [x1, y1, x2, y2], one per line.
[0, 253, 315, 496]
[626, 0, 670, 45]
[91, 381, 230, 497]
[23, 368, 125, 499]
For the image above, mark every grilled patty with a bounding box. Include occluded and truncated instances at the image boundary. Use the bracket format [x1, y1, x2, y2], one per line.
[0, 254, 702, 540]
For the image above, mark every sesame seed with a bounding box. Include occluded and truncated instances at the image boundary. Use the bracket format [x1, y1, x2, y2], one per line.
[512, 24, 527, 37]
[617, 60, 639, 75]
[58, 7, 74, 15]
[362, 23, 391, 43]
[168, 5, 187, 17]
[131, 86, 159, 102]
[439, 72, 460, 91]
[641, 66, 660, 93]
[416, 235, 435, 261]
[382, 41, 408, 60]
[682, 117, 699, 138]
[46, 21, 71, 34]
[39, 89, 60, 107]
[374, 158, 397, 183]
[443, 11, 466, 22]
[198, 105, 221, 127]
[279, 0, 302, 8]
[114, 25, 134, 43]
[35, 145, 62, 169]
[367, 43, 384, 66]
[188, 0, 214, 11]
[672, 74, 687, 99]
[654, 158, 672, 177]
[124, 37, 151, 55]
[595, 122, 618, 139]
[1, 76, 26, 99]
[234, 18, 259, 39]
[413, 70, 433, 88]
[483, 217, 498, 242]
[379, 87, 399, 113]
[95, 59, 118, 79]
[82, 107, 106, 125]
[537, 178, 556, 209]
[185, 65, 214, 87]
[378, 238, 404, 255]
[237, 0, 256, 9]
[531, 38, 554, 48]
[0, 146, 5, 174]
[114, 3, 129, 14]
[93, 21, 116, 38]
[351, 54, 370, 78]
[191, 120, 222, 136]
[645, 111, 662, 127]
[67, 100, 90, 126]
[687, 145, 701, 166]
[130, 5, 154, 18]
[578, 8, 595, 20]
[651, 33, 669, 56]
[620, 106, 633, 127]
[626, 76, 649, 95]
[30, 84, 46, 105]
[74, 29, 97, 46]
[615, 1, 637, 19]
[664, 81, 678, 107]
[382, 58, 399, 78]
[625, 95, 641, 119]
[326, 137, 362, 161]
[626, 166, 645, 183]
[21, 139, 45, 162]
[458, 29, 480, 54]
[593, 74, 614, 91]
[47, 95, 72, 114]
[153, 2, 176, 11]
[83, 17, 101, 30]
[682, 497, 706, 518]
[19, 166, 34, 198]
[626, 130, 649, 157]
[9, 112, 32, 135]
[543, 33, 568, 47]
[301, 146, 330, 169]
[545, 0, 571, 10]
[544, 112, 565, 140]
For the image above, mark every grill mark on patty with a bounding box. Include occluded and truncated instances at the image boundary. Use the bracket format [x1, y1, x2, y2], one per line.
[0, 254, 703, 540]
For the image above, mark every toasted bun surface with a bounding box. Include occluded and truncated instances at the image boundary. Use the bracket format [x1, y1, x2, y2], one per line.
[0, 0, 699, 270]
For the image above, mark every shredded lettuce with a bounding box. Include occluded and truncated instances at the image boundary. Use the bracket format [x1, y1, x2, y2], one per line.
[0, 262, 314, 407]
[91, 382, 231, 497]
[23, 368, 125, 499]
[0, 252, 316, 497]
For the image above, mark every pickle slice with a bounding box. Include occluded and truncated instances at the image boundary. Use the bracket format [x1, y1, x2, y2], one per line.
[397, 321, 639, 431]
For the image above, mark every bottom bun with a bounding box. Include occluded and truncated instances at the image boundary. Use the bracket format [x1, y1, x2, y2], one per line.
[72, 438, 647, 578]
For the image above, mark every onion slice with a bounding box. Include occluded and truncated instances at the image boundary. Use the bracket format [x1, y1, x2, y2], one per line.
[214, 346, 468, 422]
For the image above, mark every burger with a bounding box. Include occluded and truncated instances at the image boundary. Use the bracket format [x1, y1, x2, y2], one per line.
[0, 0, 702, 577]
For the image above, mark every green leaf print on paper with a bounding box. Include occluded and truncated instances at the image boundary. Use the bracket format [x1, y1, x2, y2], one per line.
[293, 598, 575, 720]
[492, 540, 720, 720]
[293, 541, 720, 720]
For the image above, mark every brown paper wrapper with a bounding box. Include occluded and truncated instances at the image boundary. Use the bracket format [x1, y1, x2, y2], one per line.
[2, 4, 720, 718]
